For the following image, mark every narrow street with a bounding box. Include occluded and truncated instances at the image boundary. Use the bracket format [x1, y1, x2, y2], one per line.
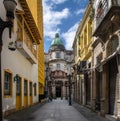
[6, 99, 110, 121]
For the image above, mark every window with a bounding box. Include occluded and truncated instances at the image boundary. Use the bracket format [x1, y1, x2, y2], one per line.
[24, 80, 28, 96]
[56, 64, 60, 70]
[50, 54, 52, 59]
[96, 53, 102, 65]
[107, 35, 119, 57]
[56, 52, 60, 58]
[4, 71, 12, 96]
[88, 20, 92, 39]
[78, 36, 80, 45]
[88, 63, 91, 68]
[112, 0, 118, 5]
[78, 49, 81, 56]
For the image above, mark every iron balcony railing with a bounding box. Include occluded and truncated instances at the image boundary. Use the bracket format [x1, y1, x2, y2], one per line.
[95, 0, 120, 28]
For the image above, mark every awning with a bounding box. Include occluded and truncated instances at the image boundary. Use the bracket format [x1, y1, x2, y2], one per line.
[19, 0, 42, 44]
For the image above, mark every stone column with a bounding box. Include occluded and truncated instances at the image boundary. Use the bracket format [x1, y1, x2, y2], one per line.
[75, 77, 77, 102]
[79, 77, 82, 104]
[91, 69, 96, 111]
[82, 75, 86, 105]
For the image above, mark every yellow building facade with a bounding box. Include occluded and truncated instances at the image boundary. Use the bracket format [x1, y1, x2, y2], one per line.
[73, 2, 94, 105]
[26, 0, 45, 102]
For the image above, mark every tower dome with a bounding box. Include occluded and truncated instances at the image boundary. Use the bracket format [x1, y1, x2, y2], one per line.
[49, 33, 65, 51]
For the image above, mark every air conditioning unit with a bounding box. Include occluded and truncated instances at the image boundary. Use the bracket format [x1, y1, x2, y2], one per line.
[16, 41, 23, 48]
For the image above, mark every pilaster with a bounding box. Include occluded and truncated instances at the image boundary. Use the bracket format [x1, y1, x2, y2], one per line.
[100, 64, 107, 117]
[91, 69, 96, 111]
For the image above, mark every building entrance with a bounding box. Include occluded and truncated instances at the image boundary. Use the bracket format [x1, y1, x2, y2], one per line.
[56, 86, 61, 97]
[108, 57, 118, 115]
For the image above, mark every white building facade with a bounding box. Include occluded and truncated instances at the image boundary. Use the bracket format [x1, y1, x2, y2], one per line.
[0, 0, 41, 116]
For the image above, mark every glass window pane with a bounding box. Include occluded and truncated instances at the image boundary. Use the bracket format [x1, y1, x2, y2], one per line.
[4, 72, 12, 96]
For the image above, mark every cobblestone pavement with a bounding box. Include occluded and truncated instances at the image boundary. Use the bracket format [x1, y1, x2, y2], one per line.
[73, 102, 110, 121]
[5, 99, 110, 121]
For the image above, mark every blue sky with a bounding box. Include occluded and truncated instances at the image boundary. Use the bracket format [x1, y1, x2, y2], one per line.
[43, 0, 89, 52]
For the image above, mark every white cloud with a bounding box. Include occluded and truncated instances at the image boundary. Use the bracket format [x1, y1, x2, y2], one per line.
[43, 0, 70, 40]
[50, 0, 68, 4]
[62, 22, 79, 50]
[75, 8, 85, 15]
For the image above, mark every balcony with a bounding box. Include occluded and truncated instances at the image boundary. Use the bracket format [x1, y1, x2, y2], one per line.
[16, 16, 38, 64]
[16, 40, 37, 64]
[51, 70, 67, 79]
[94, 0, 120, 38]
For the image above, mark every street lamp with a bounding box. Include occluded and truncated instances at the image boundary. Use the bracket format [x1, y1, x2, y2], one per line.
[0, 0, 17, 120]
[65, 81, 68, 100]
[68, 74, 72, 105]
[45, 67, 50, 99]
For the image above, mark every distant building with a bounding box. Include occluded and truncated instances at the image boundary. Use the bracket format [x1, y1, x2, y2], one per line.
[44, 33, 74, 99]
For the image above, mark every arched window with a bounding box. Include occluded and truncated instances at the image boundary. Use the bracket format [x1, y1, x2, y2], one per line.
[106, 35, 119, 57]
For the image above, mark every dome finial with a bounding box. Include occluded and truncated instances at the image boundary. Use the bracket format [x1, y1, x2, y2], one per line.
[55, 33, 59, 38]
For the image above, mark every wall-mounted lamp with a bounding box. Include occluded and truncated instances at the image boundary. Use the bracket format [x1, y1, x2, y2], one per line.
[33, 82, 37, 87]
[0, 0, 17, 46]
[0, 1, 17, 120]
[14, 74, 19, 82]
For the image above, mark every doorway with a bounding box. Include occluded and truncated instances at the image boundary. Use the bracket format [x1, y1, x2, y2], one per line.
[24, 79, 28, 108]
[16, 76, 22, 110]
[29, 82, 33, 106]
[56, 86, 61, 97]
[108, 57, 118, 115]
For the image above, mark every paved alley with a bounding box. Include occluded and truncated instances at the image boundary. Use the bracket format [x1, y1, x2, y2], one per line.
[6, 99, 110, 121]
